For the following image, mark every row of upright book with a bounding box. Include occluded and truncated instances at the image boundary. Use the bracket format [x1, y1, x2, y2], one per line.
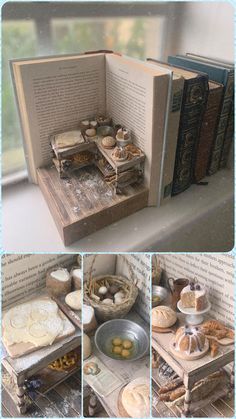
[149, 53, 234, 202]
[11, 51, 234, 208]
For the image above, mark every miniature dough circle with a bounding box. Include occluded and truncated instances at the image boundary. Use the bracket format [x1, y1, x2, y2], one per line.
[29, 322, 48, 338]
[10, 314, 28, 329]
[65, 290, 81, 310]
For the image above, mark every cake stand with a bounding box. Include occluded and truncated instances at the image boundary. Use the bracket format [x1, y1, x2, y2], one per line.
[177, 300, 211, 325]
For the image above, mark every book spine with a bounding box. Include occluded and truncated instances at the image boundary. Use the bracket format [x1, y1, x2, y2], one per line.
[160, 77, 184, 203]
[194, 85, 223, 182]
[208, 70, 234, 174]
[172, 75, 209, 195]
[220, 97, 234, 168]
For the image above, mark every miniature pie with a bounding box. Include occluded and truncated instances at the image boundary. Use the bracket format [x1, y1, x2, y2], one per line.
[3, 299, 64, 347]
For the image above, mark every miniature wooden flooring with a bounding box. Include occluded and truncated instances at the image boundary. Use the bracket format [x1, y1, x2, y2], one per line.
[2, 368, 81, 418]
[38, 165, 148, 245]
[152, 379, 234, 418]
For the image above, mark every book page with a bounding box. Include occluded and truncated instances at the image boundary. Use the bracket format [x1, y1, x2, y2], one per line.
[105, 54, 169, 205]
[2, 254, 75, 308]
[13, 54, 106, 182]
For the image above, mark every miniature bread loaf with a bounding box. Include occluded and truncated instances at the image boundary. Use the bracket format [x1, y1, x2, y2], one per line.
[122, 377, 150, 418]
[65, 290, 81, 310]
[152, 306, 177, 328]
[46, 267, 71, 297]
[102, 136, 116, 149]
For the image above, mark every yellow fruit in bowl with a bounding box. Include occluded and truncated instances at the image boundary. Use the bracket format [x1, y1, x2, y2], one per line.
[113, 345, 122, 354]
[122, 339, 133, 349]
[121, 349, 131, 358]
[112, 337, 122, 346]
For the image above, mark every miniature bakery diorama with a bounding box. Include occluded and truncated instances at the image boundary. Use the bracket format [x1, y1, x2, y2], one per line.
[82, 254, 150, 418]
[2, 254, 82, 417]
[151, 254, 235, 418]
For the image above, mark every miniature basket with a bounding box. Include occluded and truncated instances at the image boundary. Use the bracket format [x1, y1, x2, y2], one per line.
[84, 255, 138, 322]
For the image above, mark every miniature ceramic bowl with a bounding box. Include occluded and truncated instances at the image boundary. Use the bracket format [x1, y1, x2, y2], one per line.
[95, 319, 149, 361]
[97, 125, 114, 137]
[152, 285, 168, 307]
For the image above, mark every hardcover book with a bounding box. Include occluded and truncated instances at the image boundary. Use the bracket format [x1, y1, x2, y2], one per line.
[168, 55, 234, 174]
[194, 81, 223, 182]
[147, 60, 184, 203]
[11, 51, 169, 244]
[148, 60, 209, 195]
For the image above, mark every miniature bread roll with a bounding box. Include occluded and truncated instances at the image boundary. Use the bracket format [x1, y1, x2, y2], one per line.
[46, 268, 71, 297]
[65, 290, 81, 310]
[152, 306, 177, 328]
[102, 136, 116, 149]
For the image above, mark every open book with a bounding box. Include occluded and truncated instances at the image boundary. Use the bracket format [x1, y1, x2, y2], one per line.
[11, 51, 169, 206]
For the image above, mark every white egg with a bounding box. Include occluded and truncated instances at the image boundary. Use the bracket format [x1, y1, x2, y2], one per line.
[114, 291, 125, 304]
[102, 298, 113, 305]
[98, 286, 108, 295]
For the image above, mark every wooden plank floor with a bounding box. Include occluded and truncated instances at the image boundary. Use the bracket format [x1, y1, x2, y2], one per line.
[2, 370, 81, 418]
[152, 379, 234, 418]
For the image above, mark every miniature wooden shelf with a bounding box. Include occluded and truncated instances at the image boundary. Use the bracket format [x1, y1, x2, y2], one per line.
[84, 310, 150, 418]
[152, 313, 234, 417]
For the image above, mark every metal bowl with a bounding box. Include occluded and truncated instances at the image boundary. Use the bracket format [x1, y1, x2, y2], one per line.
[152, 285, 168, 307]
[94, 319, 149, 361]
[97, 125, 114, 137]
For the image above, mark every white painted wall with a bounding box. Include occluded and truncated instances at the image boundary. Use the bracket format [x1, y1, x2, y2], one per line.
[163, 2, 234, 62]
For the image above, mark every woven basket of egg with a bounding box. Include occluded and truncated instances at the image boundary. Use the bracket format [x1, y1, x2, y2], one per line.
[84, 255, 138, 322]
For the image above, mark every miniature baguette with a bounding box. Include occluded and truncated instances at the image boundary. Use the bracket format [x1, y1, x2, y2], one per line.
[158, 378, 183, 394]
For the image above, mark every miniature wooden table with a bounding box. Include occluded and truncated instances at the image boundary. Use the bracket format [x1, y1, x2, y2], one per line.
[152, 313, 234, 417]
[85, 310, 150, 417]
[2, 295, 82, 416]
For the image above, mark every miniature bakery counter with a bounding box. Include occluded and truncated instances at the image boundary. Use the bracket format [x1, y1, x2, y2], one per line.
[2, 291, 82, 414]
[152, 313, 234, 417]
[84, 310, 150, 418]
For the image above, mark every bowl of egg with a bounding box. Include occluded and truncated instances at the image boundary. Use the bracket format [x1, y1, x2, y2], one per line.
[94, 319, 149, 361]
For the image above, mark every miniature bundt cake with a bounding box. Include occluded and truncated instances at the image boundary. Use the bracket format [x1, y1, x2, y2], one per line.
[174, 325, 206, 355]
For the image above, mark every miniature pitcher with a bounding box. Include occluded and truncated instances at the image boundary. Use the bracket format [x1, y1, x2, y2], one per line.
[168, 277, 189, 311]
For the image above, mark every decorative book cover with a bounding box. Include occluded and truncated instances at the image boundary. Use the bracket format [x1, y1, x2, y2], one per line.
[168, 55, 234, 175]
[194, 81, 224, 182]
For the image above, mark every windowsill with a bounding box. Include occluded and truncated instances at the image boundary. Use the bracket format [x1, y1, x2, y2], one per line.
[2, 168, 234, 252]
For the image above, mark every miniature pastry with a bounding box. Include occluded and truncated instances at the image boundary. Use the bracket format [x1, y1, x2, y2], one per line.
[152, 306, 177, 328]
[125, 143, 142, 157]
[83, 333, 92, 359]
[48, 350, 78, 371]
[121, 377, 150, 418]
[65, 290, 81, 310]
[3, 298, 63, 347]
[101, 136, 116, 149]
[85, 128, 96, 137]
[209, 338, 219, 357]
[54, 130, 83, 148]
[200, 319, 234, 340]
[173, 325, 206, 355]
[180, 281, 208, 311]
[46, 268, 71, 297]
[71, 267, 82, 290]
[112, 146, 128, 161]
